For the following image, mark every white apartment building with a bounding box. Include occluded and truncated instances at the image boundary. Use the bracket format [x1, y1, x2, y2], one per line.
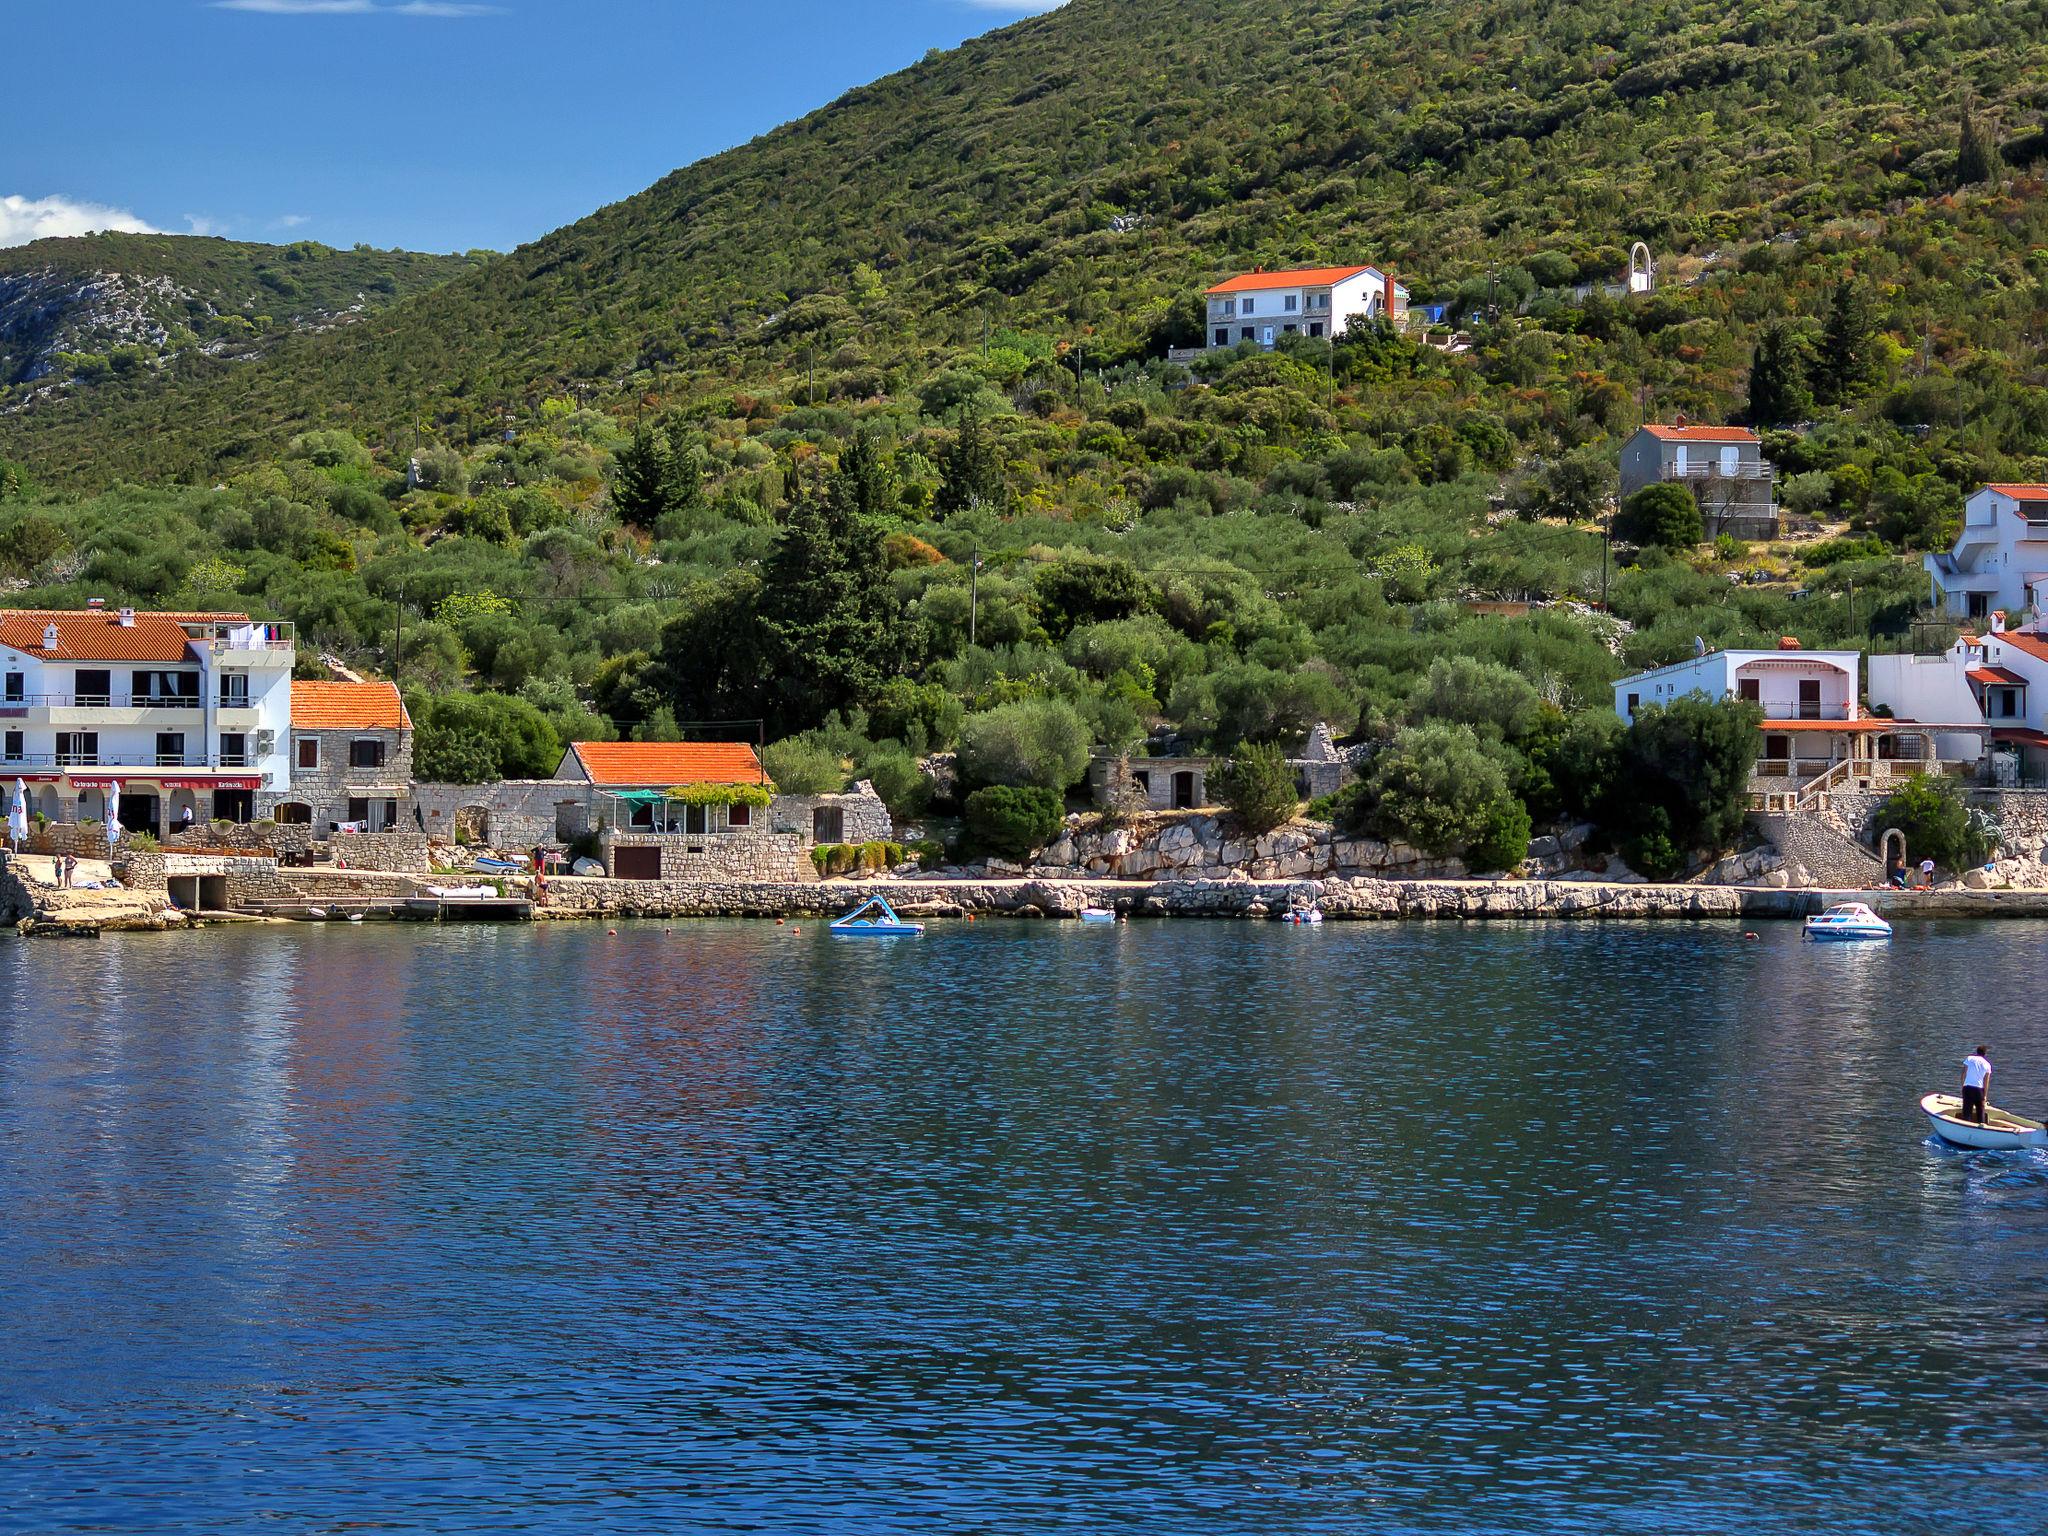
[1924, 484, 2048, 623]
[1203, 265, 1408, 351]
[1, 606, 295, 835]
[1870, 617, 2048, 786]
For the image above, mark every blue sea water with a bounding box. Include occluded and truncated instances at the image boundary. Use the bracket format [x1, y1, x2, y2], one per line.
[2, 917, 2046, 1533]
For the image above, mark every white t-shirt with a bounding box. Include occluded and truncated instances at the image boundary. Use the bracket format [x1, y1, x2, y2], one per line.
[1964, 1055, 1992, 1090]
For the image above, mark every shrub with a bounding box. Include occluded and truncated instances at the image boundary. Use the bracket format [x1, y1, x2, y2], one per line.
[1360, 723, 1518, 858]
[957, 697, 1091, 791]
[763, 735, 848, 795]
[860, 745, 930, 817]
[1214, 741, 1301, 834]
[1875, 775, 1994, 873]
[909, 837, 945, 870]
[1602, 696, 1762, 878]
[1468, 794, 1532, 873]
[1407, 655, 1541, 741]
[1615, 483, 1703, 550]
[963, 784, 1063, 859]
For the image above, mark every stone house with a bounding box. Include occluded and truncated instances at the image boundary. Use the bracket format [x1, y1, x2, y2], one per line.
[1619, 423, 1777, 539]
[273, 680, 414, 833]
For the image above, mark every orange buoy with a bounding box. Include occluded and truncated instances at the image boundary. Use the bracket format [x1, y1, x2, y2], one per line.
[776, 918, 786, 927]
[607, 928, 618, 936]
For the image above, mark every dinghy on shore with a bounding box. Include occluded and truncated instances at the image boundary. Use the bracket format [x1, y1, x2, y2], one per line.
[1920, 1093, 2048, 1150]
[830, 893, 924, 937]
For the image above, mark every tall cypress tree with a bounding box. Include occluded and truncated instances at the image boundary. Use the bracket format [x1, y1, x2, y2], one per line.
[935, 408, 1005, 518]
[1812, 279, 1879, 408]
[1746, 321, 1813, 426]
[1957, 104, 2002, 187]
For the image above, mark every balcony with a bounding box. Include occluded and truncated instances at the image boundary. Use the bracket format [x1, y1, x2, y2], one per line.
[190, 620, 295, 655]
[3, 692, 206, 710]
[0, 752, 239, 772]
[1663, 461, 1772, 482]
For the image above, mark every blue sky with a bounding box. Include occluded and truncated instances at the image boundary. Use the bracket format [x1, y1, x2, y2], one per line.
[2, 0, 1062, 253]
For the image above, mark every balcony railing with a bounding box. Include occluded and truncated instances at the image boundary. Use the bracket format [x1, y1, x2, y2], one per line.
[191, 621, 295, 653]
[1664, 461, 1773, 481]
[0, 753, 245, 771]
[1, 693, 209, 710]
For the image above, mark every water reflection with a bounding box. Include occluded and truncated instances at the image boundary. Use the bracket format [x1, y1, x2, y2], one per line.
[2, 919, 2047, 1533]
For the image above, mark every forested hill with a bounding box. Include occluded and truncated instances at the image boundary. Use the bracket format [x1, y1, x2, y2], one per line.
[0, 233, 476, 402]
[7, 0, 2048, 481]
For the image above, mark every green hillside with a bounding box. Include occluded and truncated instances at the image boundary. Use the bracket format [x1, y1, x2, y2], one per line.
[2, 0, 2046, 873]
[0, 233, 476, 398]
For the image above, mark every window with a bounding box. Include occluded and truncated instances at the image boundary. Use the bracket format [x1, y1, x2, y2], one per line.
[1969, 593, 1991, 620]
[155, 732, 186, 767]
[1214, 328, 1229, 347]
[1626, 693, 1640, 718]
[1797, 680, 1821, 720]
[347, 796, 370, 825]
[350, 738, 385, 770]
[4, 674, 21, 703]
[1990, 687, 2021, 720]
[296, 737, 320, 771]
[2, 731, 19, 762]
[1241, 297, 1255, 315]
[133, 670, 198, 705]
[56, 732, 98, 766]
[218, 674, 249, 708]
[219, 733, 248, 768]
[383, 799, 398, 830]
[1765, 734, 1791, 764]
[75, 669, 111, 707]
[1282, 323, 1297, 334]
[1738, 679, 1760, 703]
[1283, 295, 1298, 312]
[728, 801, 752, 829]
[1308, 323, 1324, 338]
[1239, 327, 1254, 342]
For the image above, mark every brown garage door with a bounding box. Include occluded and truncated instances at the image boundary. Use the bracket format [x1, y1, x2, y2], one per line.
[612, 846, 663, 881]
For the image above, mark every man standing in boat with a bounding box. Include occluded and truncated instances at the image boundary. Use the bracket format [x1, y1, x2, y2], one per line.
[1962, 1047, 1994, 1126]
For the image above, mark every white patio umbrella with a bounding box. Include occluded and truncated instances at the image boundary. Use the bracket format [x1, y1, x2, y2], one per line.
[104, 781, 121, 856]
[7, 779, 26, 850]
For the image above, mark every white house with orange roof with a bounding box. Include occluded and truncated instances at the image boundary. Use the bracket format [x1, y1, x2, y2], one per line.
[1618, 422, 1778, 538]
[0, 604, 294, 835]
[1202, 265, 1408, 351]
[1870, 615, 2048, 787]
[1923, 484, 2048, 624]
[1614, 639, 1964, 807]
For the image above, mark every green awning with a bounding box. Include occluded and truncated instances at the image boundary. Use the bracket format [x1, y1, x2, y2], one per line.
[606, 789, 672, 804]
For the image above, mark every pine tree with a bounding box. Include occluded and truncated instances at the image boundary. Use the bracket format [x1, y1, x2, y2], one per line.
[1812, 279, 1879, 408]
[1957, 104, 2001, 187]
[1746, 321, 1813, 426]
[935, 408, 1005, 518]
[834, 427, 899, 520]
[610, 420, 672, 526]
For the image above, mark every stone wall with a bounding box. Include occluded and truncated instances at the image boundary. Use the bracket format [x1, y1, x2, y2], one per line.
[601, 830, 813, 882]
[1753, 811, 1887, 890]
[1971, 789, 2048, 861]
[329, 831, 431, 874]
[414, 779, 584, 852]
[22, 822, 119, 858]
[115, 850, 168, 892]
[163, 821, 315, 858]
[767, 783, 894, 846]
[1030, 811, 1483, 881]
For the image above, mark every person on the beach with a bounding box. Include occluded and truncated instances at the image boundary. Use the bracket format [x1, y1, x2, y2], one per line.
[1962, 1047, 1993, 1126]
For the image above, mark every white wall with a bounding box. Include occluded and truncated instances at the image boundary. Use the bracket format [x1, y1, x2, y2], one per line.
[1866, 652, 1985, 760]
[1615, 651, 1860, 722]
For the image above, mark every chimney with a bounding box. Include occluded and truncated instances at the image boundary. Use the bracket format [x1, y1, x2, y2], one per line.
[1991, 610, 2007, 634]
[118, 607, 136, 628]
[42, 623, 58, 651]
[1777, 636, 1802, 650]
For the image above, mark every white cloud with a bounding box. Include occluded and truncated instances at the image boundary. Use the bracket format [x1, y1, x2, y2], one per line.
[185, 214, 229, 237]
[210, 0, 501, 15]
[0, 194, 160, 248]
[276, 214, 311, 229]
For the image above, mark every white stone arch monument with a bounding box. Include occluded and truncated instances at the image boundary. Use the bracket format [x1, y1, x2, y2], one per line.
[1628, 242, 1655, 295]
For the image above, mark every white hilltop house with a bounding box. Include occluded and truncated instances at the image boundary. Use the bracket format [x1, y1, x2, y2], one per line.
[1613, 639, 1965, 809]
[1200, 265, 1409, 352]
[1923, 484, 2048, 624]
[1, 605, 295, 835]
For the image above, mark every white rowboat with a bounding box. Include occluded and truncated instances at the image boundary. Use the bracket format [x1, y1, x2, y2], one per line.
[1920, 1092, 2048, 1150]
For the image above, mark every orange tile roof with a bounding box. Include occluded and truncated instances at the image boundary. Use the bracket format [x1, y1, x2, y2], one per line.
[567, 741, 769, 788]
[292, 680, 411, 731]
[1994, 630, 2048, 664]
[1641, 424, 1760, 443]
[1967, 666, 2029, 687]
[1981, 483, 2048, 501]
[0, 608, 239, 664]
[1207, 265, 1397, 295]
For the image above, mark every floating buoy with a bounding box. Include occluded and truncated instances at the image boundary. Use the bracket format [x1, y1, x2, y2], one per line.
[776, 918, 785, 927]
[607, 928, 618, 936]
[791, 926, 801, 934]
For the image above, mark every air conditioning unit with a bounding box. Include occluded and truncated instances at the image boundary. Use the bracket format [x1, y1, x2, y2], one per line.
[254, 730, 276, 755]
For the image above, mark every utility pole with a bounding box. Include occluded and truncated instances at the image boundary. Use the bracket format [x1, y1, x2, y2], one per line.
[807, 346, 815, 407]
[969, 540, 982, 648]
[1601, 506, 1612, 610]
[393, 583, 405, 686]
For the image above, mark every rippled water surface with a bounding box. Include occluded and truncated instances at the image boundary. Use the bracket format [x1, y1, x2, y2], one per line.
[4, 918, 2048, 1532]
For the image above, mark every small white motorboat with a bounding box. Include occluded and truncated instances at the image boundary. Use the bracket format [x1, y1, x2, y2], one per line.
[1920, 1093, 2048, 1150]
[1079, 908, 1116, 924]
[1803, 902, 1892, 941]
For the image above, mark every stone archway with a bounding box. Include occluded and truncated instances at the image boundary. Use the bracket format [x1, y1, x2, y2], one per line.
[1628, 242, 1655, 294]
[1880, 827, 1907, 882]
